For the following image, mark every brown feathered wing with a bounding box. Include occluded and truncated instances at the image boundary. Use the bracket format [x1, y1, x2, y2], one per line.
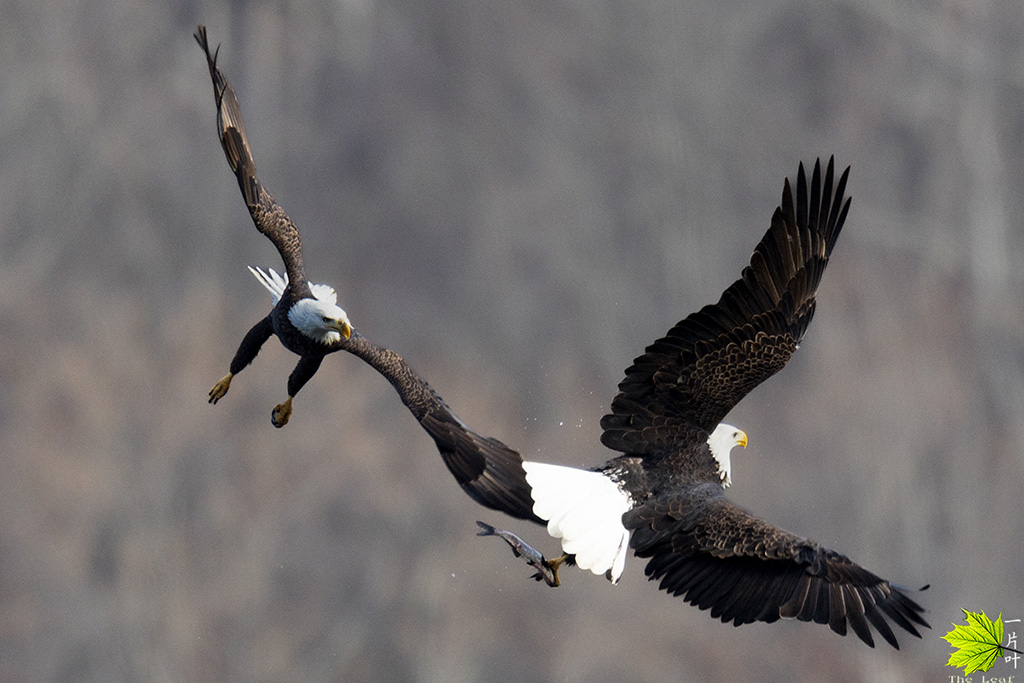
[195, 25, 312, 300]
[601, 158, 849, 455]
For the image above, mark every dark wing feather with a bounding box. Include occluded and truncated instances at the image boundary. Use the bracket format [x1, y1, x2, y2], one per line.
[601, 159, 850, 454]
[194, 25, 312, 300]
[626, 485, 929, 648]
[340, 332, 542, 523]
[421, 406, 541, 522]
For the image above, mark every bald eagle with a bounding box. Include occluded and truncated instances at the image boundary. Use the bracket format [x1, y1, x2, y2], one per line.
[195, 26, 352, 428]
[333, 157, 928, 648]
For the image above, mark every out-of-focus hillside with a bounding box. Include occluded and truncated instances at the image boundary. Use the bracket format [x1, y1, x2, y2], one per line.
[2, 1, 1022, 681]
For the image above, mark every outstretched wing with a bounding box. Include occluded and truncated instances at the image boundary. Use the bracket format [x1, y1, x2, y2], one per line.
[601, 158, 850, 455]
[626, 485, 929, 648]
[194, 24, 312, 300]
[341, 332, 542, 524]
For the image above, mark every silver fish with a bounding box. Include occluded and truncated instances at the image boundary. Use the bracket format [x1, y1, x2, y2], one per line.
[476, 521, 563, 587]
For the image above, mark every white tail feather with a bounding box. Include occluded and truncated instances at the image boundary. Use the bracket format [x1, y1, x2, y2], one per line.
[309, 282, 338, 304]
[247, 266, 338, 306]
[523, 462, 632, 583]
[248, 266, 287, 304]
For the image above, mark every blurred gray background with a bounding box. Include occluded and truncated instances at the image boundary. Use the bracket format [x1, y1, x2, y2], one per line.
[2, 0, 1023, 681]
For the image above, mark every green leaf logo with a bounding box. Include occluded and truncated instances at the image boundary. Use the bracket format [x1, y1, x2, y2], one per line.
[943, 609, 1013, 675]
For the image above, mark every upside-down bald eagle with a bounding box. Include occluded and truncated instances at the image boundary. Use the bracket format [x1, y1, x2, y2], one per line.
[193, 25, 927, 648]
[196, 26, 352, 428]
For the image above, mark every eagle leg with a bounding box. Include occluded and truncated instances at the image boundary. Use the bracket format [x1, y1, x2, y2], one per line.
[210, 316, 274, 405]
[271, 396, 293, 428]
[209, 373, 233, 404]
[270, 354, 324, 428]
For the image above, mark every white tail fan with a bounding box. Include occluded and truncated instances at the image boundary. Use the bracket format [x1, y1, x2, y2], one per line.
[248, 266, 287, 304]
[522, 462, 632, 583]
[247, 266, 338, 306]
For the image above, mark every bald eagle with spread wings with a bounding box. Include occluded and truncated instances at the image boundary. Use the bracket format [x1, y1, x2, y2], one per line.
[196, 25, 352, 428]
[344, 157, 928, 648]
[195, 25, 927, 648]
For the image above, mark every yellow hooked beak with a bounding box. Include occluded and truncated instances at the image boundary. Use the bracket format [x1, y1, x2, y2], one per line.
[327, 319, 353, 340]
[736, 430, 748, 449]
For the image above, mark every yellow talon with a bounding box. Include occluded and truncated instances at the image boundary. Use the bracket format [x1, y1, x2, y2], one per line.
[271, 397, 293, 428]
[545, 554, 570, 588]
[209, 373, 233, 404]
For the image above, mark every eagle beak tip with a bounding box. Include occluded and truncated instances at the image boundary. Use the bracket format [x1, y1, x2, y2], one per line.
[328, 319, 353, 340]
